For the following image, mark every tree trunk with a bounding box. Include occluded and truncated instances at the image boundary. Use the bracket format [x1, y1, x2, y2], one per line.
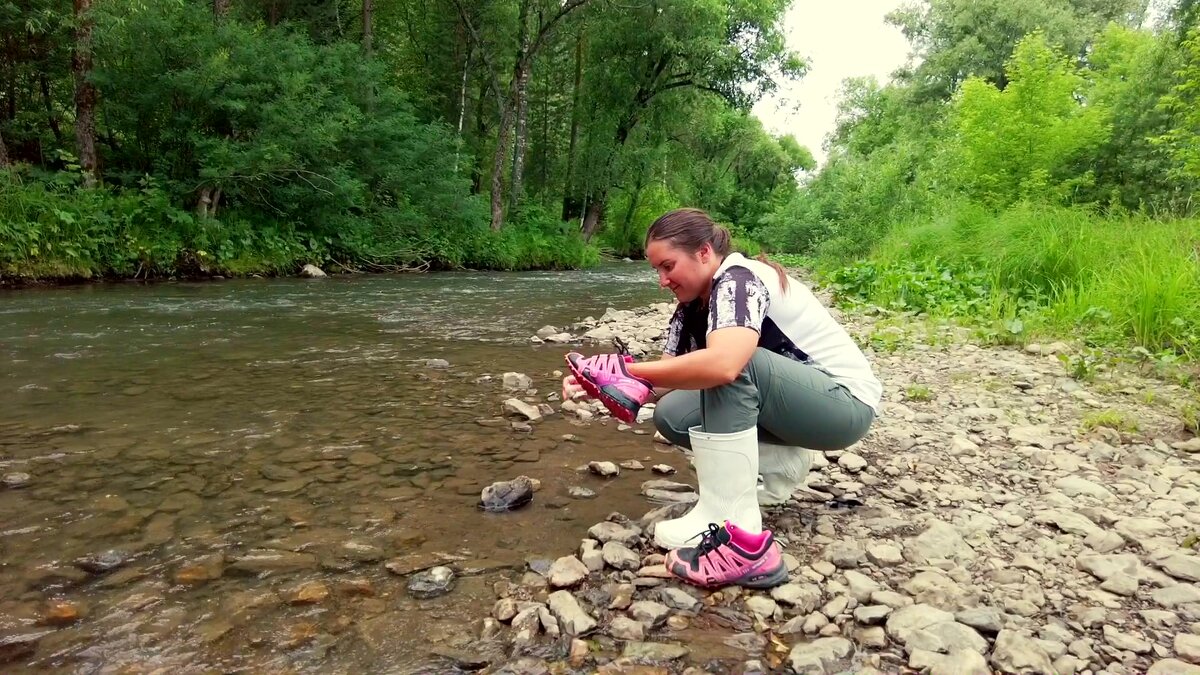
[39, 73, 63, 146]
[72, 0, 98, 188]
[472, 80, 488, 193]
[362, 0, 373, 55]
[508, 57, 531, 211]
[453, 44, 470, 173]
[562, 28, 585, 220]
[581, 197, 604, 242]
[489, 103, 514, 230]
[0, 128, 10, 168]
[213, 0, 230, 18]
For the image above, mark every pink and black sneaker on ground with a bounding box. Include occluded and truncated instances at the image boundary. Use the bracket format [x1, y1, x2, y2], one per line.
[664, 521, 788, 589]
[564, 340, 652, 423]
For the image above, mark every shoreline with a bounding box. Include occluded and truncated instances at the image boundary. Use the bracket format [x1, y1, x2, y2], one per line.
[475, 288, 1200, 674]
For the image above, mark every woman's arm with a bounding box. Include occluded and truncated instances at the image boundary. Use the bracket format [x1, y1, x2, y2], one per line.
[631, 326, 758, 390]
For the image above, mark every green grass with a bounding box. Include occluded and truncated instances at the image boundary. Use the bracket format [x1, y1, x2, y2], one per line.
[818, 201, 1200, 359]
[1081, 409, 1140, 433]
[904, 384, 934, 402]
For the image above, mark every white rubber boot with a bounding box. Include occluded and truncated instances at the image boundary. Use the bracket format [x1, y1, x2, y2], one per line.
[653, 426, 762, 549]
[758, 442, 813, 505]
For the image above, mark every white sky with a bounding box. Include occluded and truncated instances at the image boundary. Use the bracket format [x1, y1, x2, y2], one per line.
[752, 0, 914, 167]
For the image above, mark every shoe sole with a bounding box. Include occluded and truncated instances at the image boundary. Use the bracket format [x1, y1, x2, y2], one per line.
[668, 560, 789, 590]
[565, 355, 638, 424]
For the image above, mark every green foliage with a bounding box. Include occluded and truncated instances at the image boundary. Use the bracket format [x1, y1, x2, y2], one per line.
[949, 33, 1110, 207]
[1081, 409, 1139, 432]
[904, 384, 934, 402]
[1156, 26, 1200, 181]
[820, 202, 1200, 356]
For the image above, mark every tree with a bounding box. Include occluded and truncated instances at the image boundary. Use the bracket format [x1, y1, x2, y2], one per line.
[950, 33, 1109, 206]
[573, 0, 803, 240]
[1156, 26, 1200, 181]
[887, 0, 1145, 101]
[73, 0, 99, 186]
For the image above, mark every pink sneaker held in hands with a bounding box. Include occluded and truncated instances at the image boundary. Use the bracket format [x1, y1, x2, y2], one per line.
[565, 353, 652, 423]
[664, 521, 788, 589]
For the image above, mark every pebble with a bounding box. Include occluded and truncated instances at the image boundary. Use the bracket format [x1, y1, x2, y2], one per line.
[2, 473, 31, 489]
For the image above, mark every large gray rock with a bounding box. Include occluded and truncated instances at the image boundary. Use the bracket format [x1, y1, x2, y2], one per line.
[587, 522, 641, 547]
[1155, 553, 1200, 582]
[771, 583, 823, 613]
[990, 629, 1057, 675]
[906, 520, 975, 563]
[1077, 553, 1140, 581]
[547, 555, 589, 588]
[1053, 476, 1113, 500]
[788, 637, 854, 675]
[547, 590, 597, 636]
[629, 600, 671, 629]
[479, 476, 535, 512]
[1177, 634, 1200, 664]
[601, 541, 641, 571]
[885, 604, 956, 644]
[1033, 510, 1099, 537]
[910, 648, 992, 675]
[1149, 660, 1200, 675]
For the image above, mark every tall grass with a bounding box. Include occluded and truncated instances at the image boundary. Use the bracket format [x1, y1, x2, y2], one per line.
[824, 201, 1200, 355]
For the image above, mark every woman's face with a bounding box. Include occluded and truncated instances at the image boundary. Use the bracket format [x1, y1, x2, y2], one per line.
[646, 238, 715, 304]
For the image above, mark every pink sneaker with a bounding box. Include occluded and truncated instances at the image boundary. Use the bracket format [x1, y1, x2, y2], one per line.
[566, 354, 652, 423]
[664, 521, 788, 589]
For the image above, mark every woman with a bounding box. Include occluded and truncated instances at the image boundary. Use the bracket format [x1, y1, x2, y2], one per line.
[563, 207, 881, 587]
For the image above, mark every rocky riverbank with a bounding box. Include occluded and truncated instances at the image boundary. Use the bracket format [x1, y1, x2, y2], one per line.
[472, 286, 1200, 673]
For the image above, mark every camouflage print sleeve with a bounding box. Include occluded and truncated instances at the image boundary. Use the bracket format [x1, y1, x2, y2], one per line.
[662, 304, 687, 356]
[708, 267, 768, 334]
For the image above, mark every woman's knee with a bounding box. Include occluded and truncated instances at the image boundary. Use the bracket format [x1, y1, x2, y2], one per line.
[652, 391, 697, 447]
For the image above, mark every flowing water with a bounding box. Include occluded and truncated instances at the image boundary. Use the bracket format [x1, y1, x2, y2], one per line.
[0, 264, 704, 673]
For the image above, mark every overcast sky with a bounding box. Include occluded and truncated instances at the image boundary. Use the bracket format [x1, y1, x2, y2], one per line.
[752, 0, 914, 167]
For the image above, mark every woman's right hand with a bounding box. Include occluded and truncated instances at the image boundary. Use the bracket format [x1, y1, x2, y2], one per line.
[562, 375, 589, 401]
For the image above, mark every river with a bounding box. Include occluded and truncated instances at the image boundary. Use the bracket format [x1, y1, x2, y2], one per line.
[0, 264, 692, 673]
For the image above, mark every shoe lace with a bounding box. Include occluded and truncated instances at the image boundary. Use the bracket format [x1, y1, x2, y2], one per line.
[692, 523, 725, 557]
[612, 336, 631, 356]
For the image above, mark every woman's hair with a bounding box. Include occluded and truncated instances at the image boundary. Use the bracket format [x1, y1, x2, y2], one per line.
[645, 207, 788, 291]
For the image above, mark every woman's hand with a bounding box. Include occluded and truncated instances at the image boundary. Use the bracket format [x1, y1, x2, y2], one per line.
[562, 374, 589, 401]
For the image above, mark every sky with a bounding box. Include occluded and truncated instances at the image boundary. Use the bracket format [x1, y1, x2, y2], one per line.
[751, 0, 915, 167]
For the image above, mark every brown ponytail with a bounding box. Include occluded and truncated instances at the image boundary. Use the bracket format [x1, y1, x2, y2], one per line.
[756, 252, 790, 293]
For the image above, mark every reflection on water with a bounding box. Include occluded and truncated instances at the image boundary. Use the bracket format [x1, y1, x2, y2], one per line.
[0, 265, 690, 673]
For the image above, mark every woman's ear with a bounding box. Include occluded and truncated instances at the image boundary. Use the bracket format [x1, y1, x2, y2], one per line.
[697, 242, 712, 264]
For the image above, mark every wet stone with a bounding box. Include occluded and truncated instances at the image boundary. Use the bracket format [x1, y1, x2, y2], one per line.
[260, 464, 300, 481]
[74, 550, 130, 575]
[479, 476, 535, 512]
[589, 461, 620, 477]
[0, 630, 53, 664]
[39, 600, 84, 625]
[285, 580, 330, 604]
[622, 642, 689, 661]
[2, 472, 32, 489]
[408, 565, 455, 599]
[174, 554, 225, 584]
[569, 486, 596, 499]
[228, 550, 317, 574]
[341, 541, 385, 563]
